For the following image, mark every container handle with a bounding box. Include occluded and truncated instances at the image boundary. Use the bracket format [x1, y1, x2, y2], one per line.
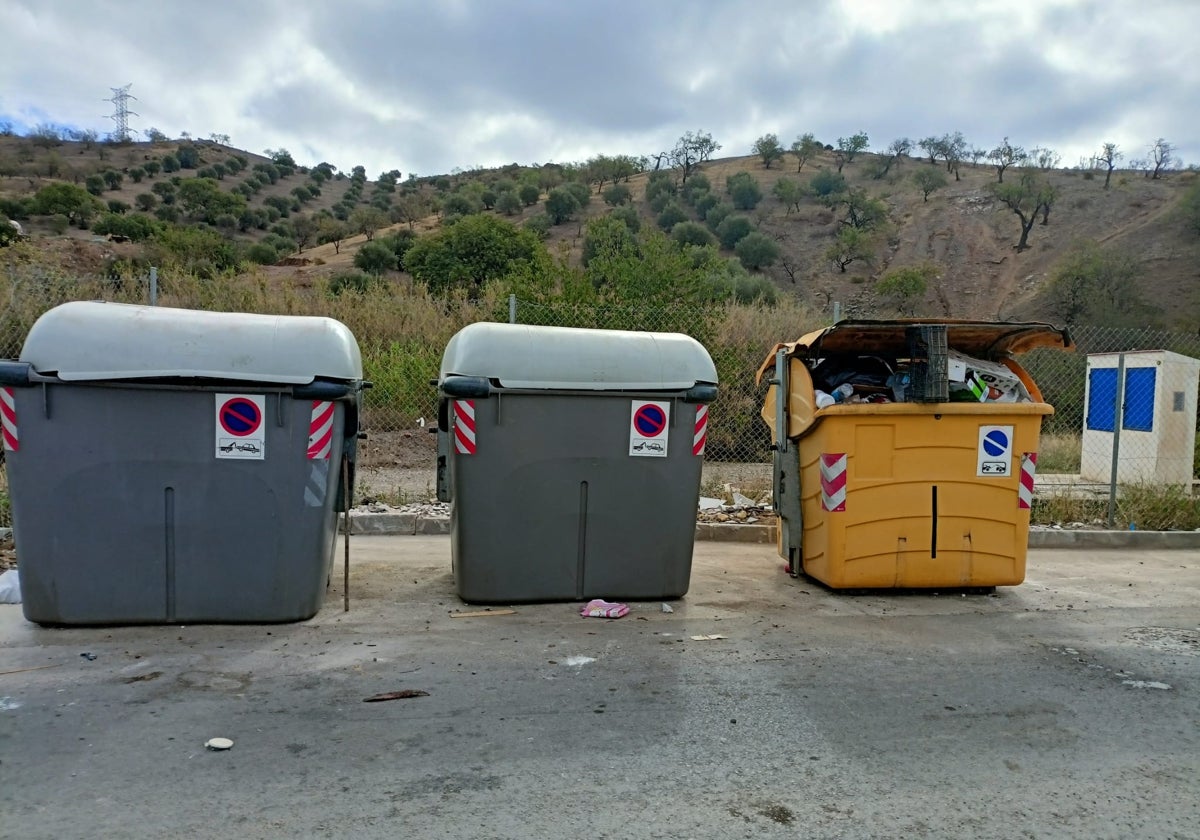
[682, 383, 718, 403]
[0, 361, 32, 387]
[440, 375, 491, 398]
[293, 380, 353, 400]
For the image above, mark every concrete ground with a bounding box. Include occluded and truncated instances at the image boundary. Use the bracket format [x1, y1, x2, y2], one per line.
[1, 538, 1197, 840]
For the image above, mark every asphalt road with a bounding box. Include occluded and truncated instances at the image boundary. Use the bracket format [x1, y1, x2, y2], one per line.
[1, 538, 1197, 839]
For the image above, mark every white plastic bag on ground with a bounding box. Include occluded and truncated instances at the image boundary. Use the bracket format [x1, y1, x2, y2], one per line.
[0, 569, 20, 604]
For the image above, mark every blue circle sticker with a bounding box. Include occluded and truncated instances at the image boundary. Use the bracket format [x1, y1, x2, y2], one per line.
[220, 397, 262, 437]
[983, 429, 1009, 457]
[634, 404, 667, 437]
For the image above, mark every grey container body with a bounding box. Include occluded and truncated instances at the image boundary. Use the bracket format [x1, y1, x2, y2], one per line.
[439, 323, 718, 604]
[448, 392, 706, 603]
[7, 383, 347, 625]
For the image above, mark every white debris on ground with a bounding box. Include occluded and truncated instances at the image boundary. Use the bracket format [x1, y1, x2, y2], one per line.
[351, 496, 777, 526]
[696, 502, 775, 525]
[1029, 521, 1113, 531]
[354, 500, 451, 518]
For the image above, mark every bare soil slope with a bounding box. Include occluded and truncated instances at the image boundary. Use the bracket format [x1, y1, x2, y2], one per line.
[2, 136, 1197, 325]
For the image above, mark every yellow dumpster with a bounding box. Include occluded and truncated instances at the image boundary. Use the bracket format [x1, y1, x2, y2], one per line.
[757, 320, 1073, 589]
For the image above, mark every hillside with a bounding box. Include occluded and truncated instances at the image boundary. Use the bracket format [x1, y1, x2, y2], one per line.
[1, 133, 1197, 327]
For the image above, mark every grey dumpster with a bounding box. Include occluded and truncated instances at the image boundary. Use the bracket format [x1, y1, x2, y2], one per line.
[436, 322, 718, 604]
[0, 301, 364, 625]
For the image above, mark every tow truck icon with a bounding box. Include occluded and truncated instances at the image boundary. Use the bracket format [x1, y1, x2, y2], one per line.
[220, 440, 261, 454]
[633, 441, 664, 452]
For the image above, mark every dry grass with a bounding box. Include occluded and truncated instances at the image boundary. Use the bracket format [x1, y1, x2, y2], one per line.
[1037, 432, 1083, 474]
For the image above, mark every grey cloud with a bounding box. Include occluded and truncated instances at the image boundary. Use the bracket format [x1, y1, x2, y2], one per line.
[1, 0, 1197, 174]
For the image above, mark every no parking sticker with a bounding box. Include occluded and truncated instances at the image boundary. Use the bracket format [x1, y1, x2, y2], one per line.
[215, 394, 266, 460]
[629, 400, 670, 457]
[977, 424, 1013, 477]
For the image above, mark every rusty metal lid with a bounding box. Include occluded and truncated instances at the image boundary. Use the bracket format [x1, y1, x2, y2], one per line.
[757, 319, 1072, 383]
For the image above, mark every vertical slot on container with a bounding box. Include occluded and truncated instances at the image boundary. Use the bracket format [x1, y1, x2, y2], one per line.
[930, 485, 938, 559]
[164, 487, 176, 621]
[576, 481, 588, 600]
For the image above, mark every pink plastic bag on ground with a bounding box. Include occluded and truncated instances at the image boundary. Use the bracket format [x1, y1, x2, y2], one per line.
[580, 599, 629, 619]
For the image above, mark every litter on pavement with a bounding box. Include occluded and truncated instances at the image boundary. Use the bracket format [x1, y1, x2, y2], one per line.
[580, 599, 629, 619]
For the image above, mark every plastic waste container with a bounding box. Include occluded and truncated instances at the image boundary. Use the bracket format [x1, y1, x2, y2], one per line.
[436, 322, 718, 603]
[757, 320, 1072, 589]
[0, 301, 364, 625]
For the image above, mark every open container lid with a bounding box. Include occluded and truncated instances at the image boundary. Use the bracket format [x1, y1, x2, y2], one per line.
[756, 318, 1073, 384]
[20, 301, 363, 384]
[439, 322, 717, 391]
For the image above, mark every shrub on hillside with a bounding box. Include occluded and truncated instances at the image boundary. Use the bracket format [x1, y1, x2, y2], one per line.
[602, 183, 631, 206]
[704, 201, 734, 231]
[327, 271, 378, 296]
[716, 214, 754, 250]
[244, 242, 279, 265]
[726, 172, 763, 210]
[680, 173, 711, 205]
[544, 188, 580, 224]
[609, 204, 640, 233]
[734, 231, 780, 269]
[656, 201, 689, 231]
[442, 192, 481, 219]
[671, 221, 716, 249]
[92, 212, 161, 242]
[352, 240, 400, 276]
[645, 174, 677, 212]
[496, 190, 523, 216]
[810, 169, 847, 198]
[694, 192, 719, 218]
[583, 215, 638, 267]
[518, 184, 540, 206]
[733, 272, 778, 304]
[378, 229, 418, 269]
[562, 181, 591, 208]
[524, 212, 552, 239]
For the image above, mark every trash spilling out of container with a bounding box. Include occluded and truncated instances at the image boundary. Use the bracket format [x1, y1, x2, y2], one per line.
[0, 301, 365, 625]
[436, 322, 718, 604]
[757, 319, 1073, 589]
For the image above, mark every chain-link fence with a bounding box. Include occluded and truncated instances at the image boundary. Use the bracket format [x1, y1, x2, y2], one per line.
[1, 264, 1197, 529]
[508, 300, 1200, 529]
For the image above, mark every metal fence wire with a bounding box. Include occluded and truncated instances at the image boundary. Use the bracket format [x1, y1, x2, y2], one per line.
[0, 274, 1197, 530]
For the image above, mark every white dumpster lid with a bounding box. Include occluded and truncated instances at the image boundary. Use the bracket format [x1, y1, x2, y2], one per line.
[20, 301, 362, 383]
[439, 323, 717, 390]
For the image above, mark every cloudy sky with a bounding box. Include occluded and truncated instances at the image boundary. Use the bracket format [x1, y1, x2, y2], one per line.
[2, 0, 1196, 177]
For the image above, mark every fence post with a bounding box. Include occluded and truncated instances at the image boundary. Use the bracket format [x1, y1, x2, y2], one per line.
[832, 301, 842, 323]
[149, 266, 158, 306]
[508, 294, 516, 324]
[1106, 352, 1126, 527]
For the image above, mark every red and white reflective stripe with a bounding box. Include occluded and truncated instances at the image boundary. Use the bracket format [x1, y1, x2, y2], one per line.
[1, 387, 17, 452]
[454, 399, 476, 455]
[307, 400, 334, 460]
[692, 405, 708, 456]
[1018, 452, 1037, 509]
[820, 453, 847, 512]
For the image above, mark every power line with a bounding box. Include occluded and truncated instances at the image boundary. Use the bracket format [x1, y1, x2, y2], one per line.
[104, 83, 139, 142]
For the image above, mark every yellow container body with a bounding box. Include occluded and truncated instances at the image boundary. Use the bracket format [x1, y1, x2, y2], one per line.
[795, 402, 1051, 588]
